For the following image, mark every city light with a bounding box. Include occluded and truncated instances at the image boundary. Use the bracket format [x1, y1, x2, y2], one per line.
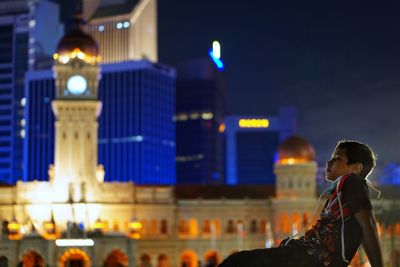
[117, 22, 123, 29]
[238, 119, 269, 128]
[123, 21, 130, 28]
[55, 239, 94, 247]
[209, 40, 224, 70]
[98, 25, 105, 32]
[212, 41, 221, 59]
[209, 49, 224, 70]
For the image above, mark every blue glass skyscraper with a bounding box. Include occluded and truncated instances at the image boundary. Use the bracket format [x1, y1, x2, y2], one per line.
[24, 60, 176, 184]
[0, 0, 62, 183]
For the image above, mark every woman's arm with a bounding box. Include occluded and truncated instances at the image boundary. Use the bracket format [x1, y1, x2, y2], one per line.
[355, 209, 384, 267]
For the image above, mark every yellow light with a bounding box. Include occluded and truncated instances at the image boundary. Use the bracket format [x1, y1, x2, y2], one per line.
[53, 53, 59, 60]
[238, 119, 269, 128]
[202, 112, 213, 120]
[59, 55, 70, 64]
[77, 51, 85, 59]
[127, 219, 142, 239]
[212, 41, 221, 59]
[7, 221, 20, 233]
[93, 219, 107, 231]
[128, 221, 142, 231]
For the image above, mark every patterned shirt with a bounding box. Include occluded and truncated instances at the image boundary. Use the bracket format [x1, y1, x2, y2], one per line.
[289, 174, 373, 266]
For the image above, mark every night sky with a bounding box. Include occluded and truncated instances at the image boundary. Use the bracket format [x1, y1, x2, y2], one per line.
[158, 1, 400, 177]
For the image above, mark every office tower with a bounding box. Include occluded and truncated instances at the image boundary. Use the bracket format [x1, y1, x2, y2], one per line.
[175, 59, 225, 184]
[86, 0, 157, 63]
[0, 0, 62, 183]
[225, 107, 297, 185]
[25, 60, 175, 184]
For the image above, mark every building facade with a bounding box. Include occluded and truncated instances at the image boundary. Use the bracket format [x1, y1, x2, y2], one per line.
[0, 0, 63, 184]
[86, 0, 158, 63]
[175, 59, 225, 184]
[24, 61, 175, 184]
[224, 108, 297, 185]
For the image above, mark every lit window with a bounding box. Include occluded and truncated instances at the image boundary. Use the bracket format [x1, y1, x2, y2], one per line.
[123, 21, 130, 28]
[177, 113, 188, 121]
[20, 129, 25, 138]
[20, 98, 26, 107]
[20, 119, 25, 127]
[116, 22, 123, 29]
[29, 20, 36, 28]
[201, 112, 213, 120]
[98, 25, 105, 32]
[189, 112, 200, 120]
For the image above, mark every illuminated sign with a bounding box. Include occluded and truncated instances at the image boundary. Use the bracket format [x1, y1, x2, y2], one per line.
[238, 119, 269, 128]
[209, 40, 224, 70]
[212, 41, 221, 59]
[55, 239, 94, 247]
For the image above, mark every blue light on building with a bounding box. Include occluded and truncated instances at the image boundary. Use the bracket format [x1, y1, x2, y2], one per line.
[24, 60, 176, 184]
[0, 0, 63, 184]
[208, 50, 224, 71]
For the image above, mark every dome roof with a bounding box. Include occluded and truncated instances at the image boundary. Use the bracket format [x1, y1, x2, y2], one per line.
[57, 26, 98, 57]
[278, 136, 315, 163]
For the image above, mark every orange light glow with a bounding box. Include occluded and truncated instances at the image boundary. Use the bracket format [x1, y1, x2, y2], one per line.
[218, 123, 225, 133]
[278, 157, 309, 165]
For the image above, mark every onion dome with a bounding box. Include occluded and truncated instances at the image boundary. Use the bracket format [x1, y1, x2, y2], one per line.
[278, 136, 316, 164]
[54, 18, 99, 65]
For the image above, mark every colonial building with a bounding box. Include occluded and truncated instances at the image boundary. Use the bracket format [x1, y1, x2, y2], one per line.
[0, 6, 398, 267]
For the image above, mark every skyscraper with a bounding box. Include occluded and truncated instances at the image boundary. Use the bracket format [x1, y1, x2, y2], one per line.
[86, 0, 157, 63]
[225, 107, 297, 185]
[25, 60, 176, 184]
[0, 0, 62, 183]
[175, 59, 225, 184]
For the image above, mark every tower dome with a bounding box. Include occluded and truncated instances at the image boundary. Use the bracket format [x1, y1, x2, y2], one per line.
[278, 136, 315, 164]
[54, 19, 99, 65]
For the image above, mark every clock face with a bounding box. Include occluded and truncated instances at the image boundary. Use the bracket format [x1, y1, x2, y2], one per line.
[67, 75, 87, 95]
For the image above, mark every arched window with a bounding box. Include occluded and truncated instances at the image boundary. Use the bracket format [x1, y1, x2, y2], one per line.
[178, 219, 188, 235]
[139, 254, 151, 267]
[259, 220, 267, 234]
[0, 256, 8, 267]
[250, 220, 258, 233]
[157, 254, 168, 267]
[160, 219, 168, 235]
[103, 250, 128, 267]
[151, 220, 158, 235]
[188, 219, 198, 237]
[203, 220, 211, 234]
[21, 251, 44, 267]
[282, 214, 290, 234]
[226, 220, 235, 233]
[180, 250, 198, 267]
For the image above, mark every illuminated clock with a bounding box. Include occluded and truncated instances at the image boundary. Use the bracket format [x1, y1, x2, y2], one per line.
[66, 75, 87, 95]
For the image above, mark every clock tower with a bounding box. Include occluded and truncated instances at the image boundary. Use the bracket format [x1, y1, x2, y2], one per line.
[50, 13, 103, 190]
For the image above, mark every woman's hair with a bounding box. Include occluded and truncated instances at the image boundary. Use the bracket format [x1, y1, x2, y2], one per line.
[335, 140, 377, 178]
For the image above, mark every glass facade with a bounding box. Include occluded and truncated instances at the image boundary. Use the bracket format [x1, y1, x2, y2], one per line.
[24, 61, 176, 184]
